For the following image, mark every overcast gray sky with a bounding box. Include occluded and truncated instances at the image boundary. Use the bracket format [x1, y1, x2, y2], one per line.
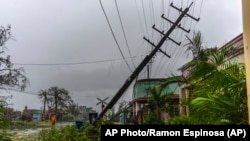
[0, 0, 243, 113]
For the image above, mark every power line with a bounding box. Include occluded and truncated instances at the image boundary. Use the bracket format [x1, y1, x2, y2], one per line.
[13, 56, 142, 66]
[151, 0, 169, 78]
[141, 0, 149, 37]
[98, 0, 133, 72]
[168, 0, 201, 74]
[150, 0, 156, 25]
[2, 88, 99, 98]
[140, 0, 152, 65]
[157, 0, 191, 76]
[134, 0, 145, 36]
[198, 0, 204, 17]
[152, 0, 173, 77]
[114, 0, 136, 68]
[149, 0, 156, 42]
[166, 0, 199, 76]
[193, 0, 203, 29]
[1, 88, 38, 95]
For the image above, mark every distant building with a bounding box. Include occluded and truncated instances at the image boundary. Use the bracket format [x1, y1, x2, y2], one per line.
[220, 33, 244, 63]
[75, 105, 88, 121]
[22, 106, 42, 121]
[67, 105, 97, 122]
[29, 109, 42, 121]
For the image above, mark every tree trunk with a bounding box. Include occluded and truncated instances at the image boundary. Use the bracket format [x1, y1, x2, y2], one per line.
[55, 93, 58, 114]
[43, 96, 46, 120]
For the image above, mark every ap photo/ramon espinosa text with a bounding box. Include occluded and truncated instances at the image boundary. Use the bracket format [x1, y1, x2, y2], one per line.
[101, 125, 249, 140]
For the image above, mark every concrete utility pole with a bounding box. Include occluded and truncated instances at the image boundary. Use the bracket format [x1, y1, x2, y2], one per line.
[93, 2, 199, 125]
[242, 0, 250, 124]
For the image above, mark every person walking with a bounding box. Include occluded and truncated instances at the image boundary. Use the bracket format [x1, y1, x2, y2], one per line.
[51, 114, 57, 127]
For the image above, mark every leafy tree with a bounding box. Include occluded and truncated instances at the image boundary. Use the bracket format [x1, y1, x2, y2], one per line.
[45, 86, 73, 115]
[21, 106, 32, 121]
[0, 25, 28, 91]
[0, 25, 28, 140]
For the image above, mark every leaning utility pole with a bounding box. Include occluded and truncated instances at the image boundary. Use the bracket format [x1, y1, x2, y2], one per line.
[93, 2, 199, 125]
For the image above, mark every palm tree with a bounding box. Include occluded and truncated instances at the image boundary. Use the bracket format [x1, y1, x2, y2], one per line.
[187, 47, 247, 124]
[184, 30, 203, 58]
[183, 31, 247, 124]
[167, 31, 247, 124]
[38, 90, 48, 121]
[144, 85, 175, 124]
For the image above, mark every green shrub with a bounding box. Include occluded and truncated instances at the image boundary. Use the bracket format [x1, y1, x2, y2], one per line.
[167, 116, 194, 125]
[0, 106, 11, 141]
[38, 124, 100, 141]
[37, 118, 115, 141]
[143, 113, 165, 125]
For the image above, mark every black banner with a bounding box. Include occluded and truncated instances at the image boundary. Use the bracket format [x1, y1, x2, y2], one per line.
[101, 125, 250, 140]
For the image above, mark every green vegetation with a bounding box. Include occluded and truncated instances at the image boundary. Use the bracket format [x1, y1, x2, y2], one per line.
[167, 30, 247, 124]
[10, 134, 39, 141]
[37, 120, 110, 141]
[0, 106, 11, 141]
[9, 121, 52, 130]
[8, 119, 111, 141]
[0, 25, 27, 141]
[145, 87, 169, 124]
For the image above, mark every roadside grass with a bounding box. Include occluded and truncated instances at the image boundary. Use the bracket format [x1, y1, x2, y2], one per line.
[8, 120, 110, 141]
[9, 121, 73, 141]
[10, 121, 52, 130]
[10, 133, 39, 141]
